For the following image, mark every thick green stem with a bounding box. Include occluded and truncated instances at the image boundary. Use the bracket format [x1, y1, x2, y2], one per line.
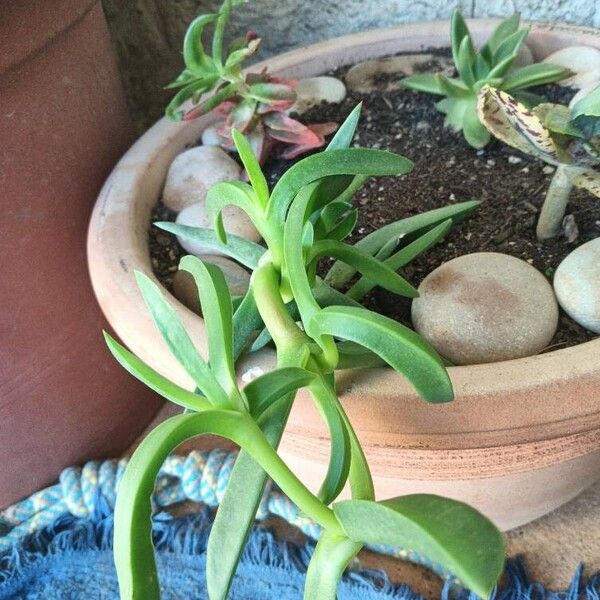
[251, 261, 308, 351]
[239, 413, 343, 533]
[536, 164, 579, 240]
[304, 531, 362, 600]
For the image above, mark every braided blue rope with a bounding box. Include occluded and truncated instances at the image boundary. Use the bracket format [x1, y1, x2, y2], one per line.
[0, 450, 449, 579]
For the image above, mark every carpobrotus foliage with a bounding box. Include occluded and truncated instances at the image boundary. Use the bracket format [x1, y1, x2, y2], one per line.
[106, 106, 505, 600]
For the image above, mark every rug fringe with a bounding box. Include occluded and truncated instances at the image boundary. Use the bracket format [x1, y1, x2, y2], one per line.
[1, 499, 599, 599]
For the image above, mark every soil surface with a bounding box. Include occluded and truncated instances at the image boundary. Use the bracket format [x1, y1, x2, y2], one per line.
[150, 51, 600, 350]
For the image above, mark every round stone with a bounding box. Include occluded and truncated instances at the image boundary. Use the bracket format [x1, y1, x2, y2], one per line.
[512, 42, 533, 69]
[292, 76, 346, 114]
[162, 146, 241, 212]
[543, 46, 600, 89]
[201, 124, 223, 147]
[172, 256, 251, 315]
[411, 252, 559, 365]
[175, 201, 260, 257]
[346, 54, 453, 93]
[554, 238, 600, 333]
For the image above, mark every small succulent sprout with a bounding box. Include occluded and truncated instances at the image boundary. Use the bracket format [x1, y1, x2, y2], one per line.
[477, 85, 600, 240]
[400, 10, 572, 148]
[165, 0, 337, 162]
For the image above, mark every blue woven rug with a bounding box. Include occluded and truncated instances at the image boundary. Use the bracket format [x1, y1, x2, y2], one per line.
[1, 499, 599, 600]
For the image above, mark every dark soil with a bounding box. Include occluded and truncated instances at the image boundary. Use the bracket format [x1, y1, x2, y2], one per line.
[150, 50, 600, 349]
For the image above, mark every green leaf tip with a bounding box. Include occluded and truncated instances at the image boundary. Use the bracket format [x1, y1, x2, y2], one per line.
[333, 495, 505, 599]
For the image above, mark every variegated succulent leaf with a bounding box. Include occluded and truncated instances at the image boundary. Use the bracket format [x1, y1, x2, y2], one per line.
[477, 86, 567, 164]
[568, 167, 600, 197]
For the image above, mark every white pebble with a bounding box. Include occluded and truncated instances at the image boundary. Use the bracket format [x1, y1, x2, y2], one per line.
[543, 46, 600, 89]
[412, 253, 558, 365]
[201, 124, 223, 146]
[292, 76, 346, 114]
[163, 146, 241, 212]
[554, 238, 600, 333]
[175, 201, 260, 257]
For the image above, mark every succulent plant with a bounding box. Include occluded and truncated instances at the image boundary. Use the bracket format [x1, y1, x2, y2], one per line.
[400, 10, 572, 148]
[165, 0, 337, 162]
[477, 84, 600, 240]
[106, 106, 505, 600]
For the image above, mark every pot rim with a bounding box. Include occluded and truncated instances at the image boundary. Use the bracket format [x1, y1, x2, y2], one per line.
[87, 18, 600, 452]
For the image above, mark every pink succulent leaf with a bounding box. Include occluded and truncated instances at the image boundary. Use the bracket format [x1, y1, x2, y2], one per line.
[256, 99, 296, 114]
[246, 30, 259, 41]
[214, 100, 238, 117]
[246, 122, 271, 163]
[273, 121, 337, 159]
[267, 75, 298, 88]
[306, 122, 339, 137]
[266, 123, 321, 146]
[263, 112, 308, 133]
[279, 139, 326, 159]
[230, 99, 258, 132]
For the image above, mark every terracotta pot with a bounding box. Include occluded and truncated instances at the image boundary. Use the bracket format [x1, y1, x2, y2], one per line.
[0, 0, 163, 508]
[87, 20, 600, 530]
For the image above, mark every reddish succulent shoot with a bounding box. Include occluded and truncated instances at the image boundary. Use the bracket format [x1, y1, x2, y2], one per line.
[166, 0, 338, 162]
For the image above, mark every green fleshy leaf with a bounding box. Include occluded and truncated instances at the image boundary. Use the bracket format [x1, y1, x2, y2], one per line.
[206, 395, 297, 600]
[451, 9, 471, 67]
[326, 201, 479, 286]
[400, 73, 445, 95]
[326, 103, 362, 150]
[243, 367, 316, 418]
[485, 13, 521, 57]
[571, 83, 600, 119]
[268, 149, 413, 222]
[247, 82, 296, 103]
[491, 28, 528, 67]
[134, 271, 229, 407]
[154, 223, 265, 270]
[231, 129, 270, 206]
[438, 75, 472, 98]
[205, 180, 262, 244]
[165, 79, 215, 121]
[534, 104, 583, 137]
[115, 410, 246, 599]
[232, 290, 264, 357]
[182, 14, 218, 72]
[308, 378, 351, 505]
[501, 63, 571, 91]
[333, 495, 505, 599]
[456, 35, 476, 88]
[304, 529, 362, 600]
[336, 341, 386, 369]
[179, 256, 240, 404]
[348, 219, 452, 300]
[463, 106, 491, 148]
[104, 332, 211, 412]
[307, 239, 418, 298]
[309, 305, 453, 403]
